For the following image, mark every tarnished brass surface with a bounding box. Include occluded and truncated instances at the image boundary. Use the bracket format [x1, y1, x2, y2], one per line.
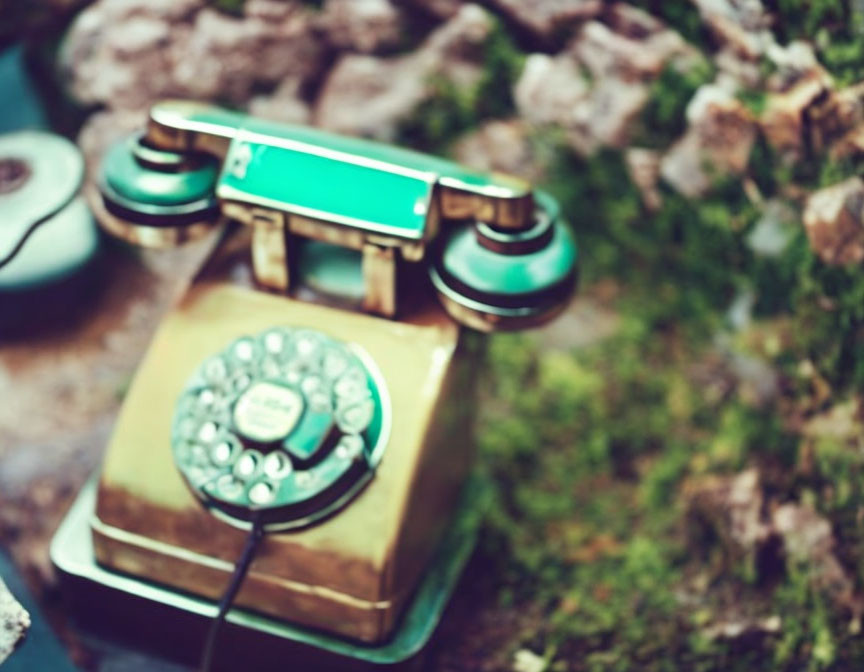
[249, 208, 290, 292]
[92, 280, 477, 643]
[438, 181, 534, 232]
[361, 244, 397, 317]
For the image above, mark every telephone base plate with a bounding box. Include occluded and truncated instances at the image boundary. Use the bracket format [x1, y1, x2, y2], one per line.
[51, 476, 484, 671]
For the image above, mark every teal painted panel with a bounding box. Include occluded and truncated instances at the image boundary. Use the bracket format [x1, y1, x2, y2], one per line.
[218, 133, 435, 239]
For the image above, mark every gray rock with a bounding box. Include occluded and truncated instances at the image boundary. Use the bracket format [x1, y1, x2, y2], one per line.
[725, 288, 755, 331]
[0, 578, 29, 666]
[514, 53, 590, 127]
[714, 47, 764, 90]
[314, 4, 491, 139]
[760, 67, 832, 158]
[486, 0, 602, 45]
[685, 469, 770, 556]
[248, 78, 312, 125]
[61, 0, 327, 109]
[572, 17, 691, 82]
[729, 350, 779, 408]
[774, 504, 864, 618]
[661, 84, 756, 197]
[566, 76, 649, 154]
[514, 9, 694, 156]
[690, 0, 774, 60]
[515, 52, 648, 156]
[171, 4, 327, 104]
[803, 177, 864, 266]
[625, 147, 663, 211]
[702, 614, 782, 642]
[746, 200, 796, 257]
[765, 40, 820, 91]
[452, 119, 543, 182]
[313, 54, 428, 140]
[320, 0, 404, 53]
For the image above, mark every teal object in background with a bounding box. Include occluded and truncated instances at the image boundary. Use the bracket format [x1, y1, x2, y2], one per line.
[0, 133, 98, 292]
[0, 46, 48, 133]
[0, 45, 102, 336]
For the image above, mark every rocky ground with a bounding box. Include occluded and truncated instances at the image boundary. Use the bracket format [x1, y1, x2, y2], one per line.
[4, 0, 864, 670]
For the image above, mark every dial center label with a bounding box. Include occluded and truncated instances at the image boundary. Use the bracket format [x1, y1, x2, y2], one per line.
[233, 382, 304, 443]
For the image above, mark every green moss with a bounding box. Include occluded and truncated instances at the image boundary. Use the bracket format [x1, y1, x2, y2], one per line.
[634, 60, 715, 150]
[469, 99, 863, 671]
[789, 259, 864, 390]
[396, 18, 524, 153]
[771, 0, 864, 87]
[475, 19, 525, 120]
[629, 1, 706, 44]
[209, 0, 246, 16]
[396, 76, 476, 154]
[394, 4, 864, 669]
[738, 89, 768, 116]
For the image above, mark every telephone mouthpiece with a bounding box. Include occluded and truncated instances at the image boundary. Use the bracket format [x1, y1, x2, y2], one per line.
[93, 133, 221, 248]
[429, 191, 577, 332]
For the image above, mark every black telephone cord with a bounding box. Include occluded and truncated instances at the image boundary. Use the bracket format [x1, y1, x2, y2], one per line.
[199, 518, 266, 672]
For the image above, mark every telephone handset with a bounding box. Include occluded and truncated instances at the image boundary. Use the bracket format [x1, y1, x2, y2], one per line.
[53, 100, 579, 658]
[95, 100, 577, 333]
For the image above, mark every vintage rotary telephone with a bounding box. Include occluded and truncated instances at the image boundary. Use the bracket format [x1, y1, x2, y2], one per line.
[53, 100, 577, 670]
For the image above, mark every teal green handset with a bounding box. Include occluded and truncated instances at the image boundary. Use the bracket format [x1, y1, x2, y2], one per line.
[94, 100, 577, 332]
[53, 100, 579, 670]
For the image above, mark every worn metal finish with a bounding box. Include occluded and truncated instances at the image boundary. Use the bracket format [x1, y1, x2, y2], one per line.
[249, 208, 290, 291]
[53, 474, 485, 668]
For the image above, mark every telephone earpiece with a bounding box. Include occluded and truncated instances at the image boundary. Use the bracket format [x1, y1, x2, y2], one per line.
[429, 191, 577, 331]
[94, 133, 221, 248]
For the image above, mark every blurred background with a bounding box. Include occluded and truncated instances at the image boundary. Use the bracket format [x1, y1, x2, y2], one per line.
[3, 0, 864, 670]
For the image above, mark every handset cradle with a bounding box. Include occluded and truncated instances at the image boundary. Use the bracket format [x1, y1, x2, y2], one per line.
[96, 100, 577, 331]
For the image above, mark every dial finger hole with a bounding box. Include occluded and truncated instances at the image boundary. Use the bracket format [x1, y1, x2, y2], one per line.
[263, 451, 293, 480]
[210, 435, 241, 467]
[248, 481, 276, 505]
[232, 450, 262, 481]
